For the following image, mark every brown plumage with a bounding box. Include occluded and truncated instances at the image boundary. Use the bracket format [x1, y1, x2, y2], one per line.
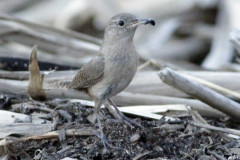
[69, 53, 105, 90]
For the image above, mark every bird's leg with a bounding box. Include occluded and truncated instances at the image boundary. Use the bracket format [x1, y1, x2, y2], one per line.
[108, 99, 143, 129]
[93, 101, 118, 150]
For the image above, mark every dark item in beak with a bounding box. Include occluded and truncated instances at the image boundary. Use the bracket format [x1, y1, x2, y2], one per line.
[145, 19, 155, 26]
[128, 18, 155, 27]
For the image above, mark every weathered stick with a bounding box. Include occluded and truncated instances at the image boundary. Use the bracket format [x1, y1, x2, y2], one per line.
[202, 1, 234, 69]
[230, 29, 240, 54]
[1, 70, 240, 98]
[180, 72, 240, 102]
[0, 14, 100, 56]
[0, 14, 101, 45]
[0, 78, 224, 119]
[0, 47, 225, 118]
[0, 123, 52, 139]
[0, 47, 90, 68]
[158, 67, 240, 120]
[191, 122, 240, 136]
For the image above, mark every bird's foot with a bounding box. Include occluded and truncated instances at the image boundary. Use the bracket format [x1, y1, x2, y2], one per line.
[119, 114, 143, 129]
[107, 99, 144, 129]
[93, 130, 121, 151]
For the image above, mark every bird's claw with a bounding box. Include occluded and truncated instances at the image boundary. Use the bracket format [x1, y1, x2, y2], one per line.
[121, 116, 143, 129]
[93, 130, 121, 151]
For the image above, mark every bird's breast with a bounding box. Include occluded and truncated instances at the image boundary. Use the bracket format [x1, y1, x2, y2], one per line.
[88, 50, 138, 100]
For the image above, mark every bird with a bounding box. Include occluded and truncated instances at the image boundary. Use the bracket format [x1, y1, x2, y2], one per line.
[68, 13, 155, 148]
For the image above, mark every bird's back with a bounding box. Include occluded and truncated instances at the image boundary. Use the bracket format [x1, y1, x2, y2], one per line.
[69, 54, 105, 90]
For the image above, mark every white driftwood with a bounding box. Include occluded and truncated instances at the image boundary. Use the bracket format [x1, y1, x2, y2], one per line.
[221, 63, 240, 72]
[178, 23, 214, 40]
[202, 1, 234, 69]
[230, 29, 240, 54]
[0, 123, 52, 139]
[70, 99, 181, 120]
[0, 45, 93, 68]
[180, 72, 240, 101]
[192, 122, 240, 136]
[148, 37, 209, 61]
[61, 158, 78, 160]
[54, 0, 93, 30]
[0, 0, 33, 14]
[127, 71, 240, 97]
[0, 14, 100, 56]
[0, 78, 224, 119]
[158, 67, 240, 120]
[0, 110, 31, 125]
[2, 70, 240, 98]
[113, 92, 225, 118]
[118, 104, 188, 120]
[13, 0, 74, 23]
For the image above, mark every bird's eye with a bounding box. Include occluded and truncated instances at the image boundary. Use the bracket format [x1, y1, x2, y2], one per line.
[118, 20, 124, 26]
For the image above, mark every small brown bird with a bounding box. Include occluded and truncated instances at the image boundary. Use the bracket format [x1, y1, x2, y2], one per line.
[69, 13, 155, 148]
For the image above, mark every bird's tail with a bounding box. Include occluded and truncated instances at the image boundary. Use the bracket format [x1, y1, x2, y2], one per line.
[49, 80, 72, 89]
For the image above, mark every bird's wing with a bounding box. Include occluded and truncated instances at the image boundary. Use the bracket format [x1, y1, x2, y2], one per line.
[69, 55, 105, 89]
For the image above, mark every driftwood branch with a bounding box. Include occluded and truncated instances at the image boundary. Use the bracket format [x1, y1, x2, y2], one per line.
[180, 72, 240, 102]
[230, 29, 240, 54]
[0, 77, 225, 119]
[202, 1, 234, 69]
[0, 123, 52, 139]
[158, 67, 240, 120]
[0, 46, 227, 119]
[0, 14, 100, 56]
[2, 70, 240, 99]
[191, 122, 240, 136]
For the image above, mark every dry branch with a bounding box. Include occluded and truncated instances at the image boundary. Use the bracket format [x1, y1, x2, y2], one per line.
[158, 67, 240, 120]
[0, 77, 225, 119]
[180, 72, 240, 102]
[0, 110, 31, 125]
[0, 123, 52, 139]
[202, 1, 234, 69]
[191, 122, 240, 136]
[0, 14, 100, 56]
[127, 71, 240, 97]
[0, 46, 91, 68]
[118, 104, 187, 120]
[0, 45, 228, 119]
[2, 69, 240, 99]
[230, 29, 240, 54]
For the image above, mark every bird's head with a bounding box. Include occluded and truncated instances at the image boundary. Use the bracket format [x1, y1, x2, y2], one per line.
[104, 13, 155, 41]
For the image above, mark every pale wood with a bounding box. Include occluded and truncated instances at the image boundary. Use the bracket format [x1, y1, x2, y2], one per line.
[202, 1, 234, 69]
[0, 14, 100, 57]
[0, 77, 225, 119]
[118, 104, 187, 120]
[1, 70, 240, 99]
[192, 122, 240, 136]
[180, 72, 240, 101]
[158, 67, 240, 120]
[230, 29, 240, 54]
[27, 45, 46, 100]
[0, 123, 52, 139]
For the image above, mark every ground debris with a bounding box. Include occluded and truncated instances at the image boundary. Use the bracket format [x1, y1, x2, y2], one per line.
[0, 99, 239, 159]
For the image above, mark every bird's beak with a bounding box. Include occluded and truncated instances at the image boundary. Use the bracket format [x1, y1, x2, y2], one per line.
[128, 19, 155, 28]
